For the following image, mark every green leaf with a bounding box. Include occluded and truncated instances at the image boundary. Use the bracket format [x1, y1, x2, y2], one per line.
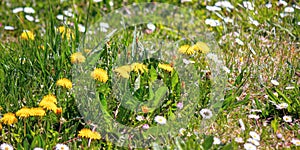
[222, 142, 233, 150]
[202, 136, 213, 150]
[152, 86, 168, 107]
[271, 118, 279, 133]
[149, 66, 157, 83]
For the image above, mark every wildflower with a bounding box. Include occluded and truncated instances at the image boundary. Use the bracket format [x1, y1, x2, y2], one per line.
[136, 115, 144, 121]
[285, 86, 295, 90]
[38, 45, 45, 50]
[30, 107, 46, 117]
[0, 113, 18, 125]
[247, 138, 260, 146]
[176, 102, 183, 109]
[154, 116, 167, 125]
[78, 128, 101, 140]
[193, 42, 210, 54]
[213, 137, 221, 145]
[4, 26, 15, 31]
[248, 114, 260, 119]
[179, 128, 186, 136]
[55, 143, 69, 150]
[276, 103, 288, 109]
[265, 3, 272, 8]
[235, 137, 244, 143]
[235, 38, 244, 46]
[250, 109, 262, 113]
[200, 109, 213, 119]
[142, 124, 149, 129]
[24, 7, 35, 13]
[277, 133, 283, 139]
[147, 23, 156, 32]
[271, 80, 279, 85]
[158, 63, 173, 72]
[205, 19, 221, 27]
[56, 107, 62, 115]
[0, 143, 13, 150]
[91, 68, 108, 83]
[223, 17, 233, 23]
[249, 131, 260, 141]
[244, 143, 257, 150]
[39, 100, 57, 112]
[249, 17, 259, 26]
[0, 124, 2, 130]
[114, 65, 131, 79]
[12, 7, 23, 13]
[131, 63, 148, 74]
[16, 107, 31, 118]
[239, 119, 246, 131]
[56, 78, 72, 89]
[284, 7, 294, 13]
[278, 0, 287, 6]
[141, 106, 149, 113]
[243, 1, 254, 10]
[215, 1, 234, 9]
[178, 45, 194, 55]
[42, 94, 57, 104]
[70, 52, 86, 64]
[63, 10, 74, 17]
[56, 14, 64, 20]
[25, 15, 34, 22]
[58, 26, 74, 40]
[206, 6, 221, 11]
[33, 148, 43, 150]
[20, 30, 34, 40]
[291, 138, 300, 146]
[283, 116, 292, 123]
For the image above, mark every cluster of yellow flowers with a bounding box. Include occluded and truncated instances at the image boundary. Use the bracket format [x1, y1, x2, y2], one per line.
[114, 63, 148, 79]
[178, 41, 210, 55]
[78, 128, 101, 140]
[38, 94, 62, 114]
[16, 107, 46, 118]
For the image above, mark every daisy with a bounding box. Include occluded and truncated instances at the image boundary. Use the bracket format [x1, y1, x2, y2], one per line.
[215, 1, 234, 9]
[235, 38, 244, 46]
[249, 131, 260, 141]
[12, 7, 23, 13]
[271, 80, 279, 85]
[235, 137, 244, 143]
[265, 3, 272, 8]
[276, 103, 288, 109]
[147, 23, 156, 32]
[239, 119, 246, 131]
[244, 143, 257, 150]
[154, 116, 167, 125]
[91, 68, 109, 83]
[243, 1, 254, 10]
[33, 148, 44, 150]
[206, 6, 221, 11]
[25, 15, 34, 22]
[213, 137, 221, 145]
[4, 26, 15, 31]
[0, 143, 13, 150]
[284, 7, 294, 13]
[200, 109, 213, 119]
[55, 144, 69, 150]
[179, 128, 186, 136]
[283, 116, 292, 123]
[142, 124, 149, 129]
[247, 138, 260, 146]
[136, 115, 144, 121]
[248, 114, 260, 119]
[56, 14, 64, 20]
[78, 24, 86, 32]
[24, 7, 35, 13]
[291, 138, 300, 146]
[205, 19, 221, 27]
[278, 0, 288, 6]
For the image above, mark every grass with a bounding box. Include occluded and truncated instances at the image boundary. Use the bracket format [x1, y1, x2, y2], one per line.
[0, 0, 299, 149]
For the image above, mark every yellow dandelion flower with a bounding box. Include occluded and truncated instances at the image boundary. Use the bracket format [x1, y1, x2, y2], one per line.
[114, 65, 131, 79]
[38, 45, 45, 50]
[91, 68, 108, 83]
[193, 42, 210, 54]
[78, 128, 101, 140]
[30, 107, 46, 117]
[16, 107, 31, 118]
[131, 63, 148, 74]
[158, 63, 173, 72]
[84, 49, 91, 54]
[58, 26, 74, 40]
[178, 45, 194, 55]
[20, 30, 35, 40]
[42, 94, 57, 104]
[70, 52, 86, 64]
[0, 124, 2, 130]
[39, 100, 57, 112]
[0, 113, 18, 125]
[56, 78, 72, 89]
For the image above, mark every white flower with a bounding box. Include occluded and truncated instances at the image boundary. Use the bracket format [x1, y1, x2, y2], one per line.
[284, 7, 294, 13]
[278, 0, 288, 6]
[205, 19, 221, 27]
[136, 115, 144, 121]
[243, 1, 254, 10]
[276, 103, 288, 109]
[215, 1, 234, 9]
[200, 109, 213, 119]
[78, 24, 86, 32]
[181, 0, 192, 3]
[285, 86, 295, 90]
[223, 17, 233, 23]
[25, 15, 34, 22]
[244, 143, 256, 150]
[283, 116, 292, 123]
[213, 137, 221, 145]
[271, 79, 279, 85]
[147, 23, 156, 31]
[4, 26, 15, 30]
[142, 124, 149, 129]
[250, 109, 262, 113]
[235, 137, 244, 143]
[33, 148, 44, 150]
[223, 66, 230, 73]
[249, 131, 260, 141]
[249, 17, 259, 26]
[291, 138, 300, 146]
[248, 114, 260, 119]
[280, 13, 289, 18]
[55, 144, 69, 150]
[265, 3, 272, 8]
[12, 7, 23, 13]
[247, 138, 260, 146]
[154, 116, 167, 125]
[235, 38, 244, 46]
[293, 5, 300, 10]
[179, 128, 186, 136]
[0, 143, 13, 150]
[298, 22, 300, 26]
[206, 6, 221, 11]
[93, 0, 103, 2]
[239, 119, 246, 131]
[24, 7, 35, 13]
[63, 10, 74, 17]
[273, 92, 279, 97]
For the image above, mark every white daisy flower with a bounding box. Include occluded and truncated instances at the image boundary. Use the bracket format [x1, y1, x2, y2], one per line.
[56, 14, 64, 20]
[283, 116, 292, 123]
[200, 109, 213, 119]
[284, 7, 294, 13]
[265, 3, 272, 8]
[285, 86, 295, 90]
[63, 10, 74, 17]
[223, 66, 230, 73]
[249, 17, 259, 26]
[293, 5, 300, 10]
[271, 79, 279, 85]
[25, 15, 34, 22]
[213, 137, 221, 145]
[215, 1, 234, 9]
[205, 19, 221, 27]
[276, 103, 288, 109]
[223, 17, 233, 23]
[206, 6, 221, 11]
[235, 137, 244, 143]
[249, 131, 260, 141]
[248, 114, 260, 119]
[179, 128, 186, 136]
[147, 23, 156, 31]
[0, 143, 13, 150]
[247, 138, 260, 146]
[239, 119, 246, 131]
[298, 22, 300, 26]
[243, 1, 254, 10]
[93, 0, 103, 2]
[154, 116, 167, 125]
[136, 115, 144, 121]
[244, 143, 256, 150]
[12, 7, 23, 13]
[55, 144, 69, 150]
[78, 24, 86, 32]
[24, 7, 35, 13]
[280, 13, 289, 18]
[278, 0, 288, 6]
[33, 148, 44, 150]
[181, 0, 192, 3]
[250, 109, 262, 113]
[235, 38, 244, 46]
[273, 92, 279, 97]
[142, 124, 149, 129]
[291, 138, 300, 146]
[4, 26, 15, 30]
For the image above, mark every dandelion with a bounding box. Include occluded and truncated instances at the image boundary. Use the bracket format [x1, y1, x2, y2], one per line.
[249, 131, 260, 141]
[235, 137, 244, 143]
[193, 42, 210, 54]
[0, 143, 13, 150]
[283, 116, 292, 123]
[55, 143, 69, 150]
[200, 109, 213, 119]
[142, 124, 149, 129]
[271, 80, 279, 85]
[154, 116, 167, 125]
[70, 52, 86, 64]
[0, 124, 2, 130]
[244, 143, 257, 150]
[78, 128, 101, 140]
[91, 68, 108, 83]
[178, 45, 194, 55]
[20, 30, 34, 40]
[42, 94, 57, 104]
[213, 137, 221, 145]
[136, 115, 144, 121]
[114, 65, 131, 79]
[56, 78, 72, 89]
[16, 107, 31, 118]
[247, 138, 260, 146]
[158, 63, 173, 72]
[291, 138, 300, 146]
[276, 103, 288, 109]
[0, 113, 18, 125]
[39, 100, 57, 112]
[131, 63, 148, 74]
[30, 107, 46, 117]
[284, 7, 294, 13]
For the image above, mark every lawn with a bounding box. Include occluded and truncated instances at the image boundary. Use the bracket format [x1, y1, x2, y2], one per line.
[0, 0, 299, 149]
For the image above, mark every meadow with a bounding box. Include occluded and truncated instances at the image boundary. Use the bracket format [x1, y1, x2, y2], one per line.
[0, 0, 299, 149]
